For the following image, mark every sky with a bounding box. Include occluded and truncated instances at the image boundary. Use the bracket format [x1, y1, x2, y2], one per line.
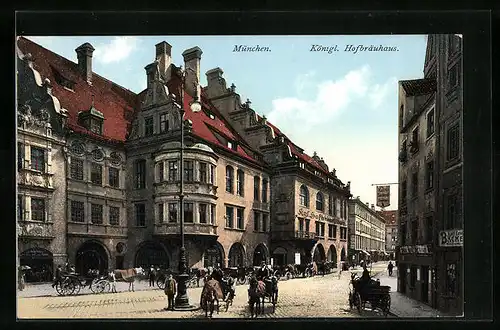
[25, 35, 428, 211]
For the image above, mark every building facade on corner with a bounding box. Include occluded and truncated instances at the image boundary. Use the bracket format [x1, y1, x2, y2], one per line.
[397, 34, 463, 316]
[347, 198, 387, 265]
[204, 70, 351, 268]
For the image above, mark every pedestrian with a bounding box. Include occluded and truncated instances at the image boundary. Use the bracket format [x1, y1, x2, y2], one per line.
[387, 261, 394, 277]
[149, 265, 156, 287]
[109, 271, 117, 293]
[52, 265, 62, 288]
[18, 270, 25, 291]
[337, 261, 343, 279]
[164, 273, 177, 311]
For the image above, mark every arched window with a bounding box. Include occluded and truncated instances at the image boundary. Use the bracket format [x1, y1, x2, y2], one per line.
[236, 169, 244, 196]
[253, 176, 261, 201]
[316, 192, 324, 211]
[225, 166, 234, 193]
[299, 185, 309, 207]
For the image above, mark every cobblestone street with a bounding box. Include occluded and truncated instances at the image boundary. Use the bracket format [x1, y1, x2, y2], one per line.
[18, 263, 393, 319]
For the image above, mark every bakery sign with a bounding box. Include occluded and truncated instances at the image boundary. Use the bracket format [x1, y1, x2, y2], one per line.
[298, 208, 342, 224]
[439, 229, 463, 247]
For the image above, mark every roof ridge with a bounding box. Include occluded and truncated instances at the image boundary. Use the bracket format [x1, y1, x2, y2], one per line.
[22, 37, 137, 99]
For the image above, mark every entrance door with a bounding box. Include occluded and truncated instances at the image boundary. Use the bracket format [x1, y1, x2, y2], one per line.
[421, 265, 429, 304]
[399, 264, 407, 294]
[115, 256, 124, 269]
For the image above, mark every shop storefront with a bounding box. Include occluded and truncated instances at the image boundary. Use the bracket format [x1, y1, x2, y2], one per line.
[397, 245, 433, 306]
[20, 248, 54, 283]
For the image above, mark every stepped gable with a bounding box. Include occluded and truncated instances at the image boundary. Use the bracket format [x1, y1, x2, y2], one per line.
[167, 71, 261, 165]
[255, 114, 331, 176]
[17, 37, 139, 144]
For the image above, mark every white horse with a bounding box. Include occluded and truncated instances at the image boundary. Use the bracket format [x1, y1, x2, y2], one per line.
[113, 267, 145, 292]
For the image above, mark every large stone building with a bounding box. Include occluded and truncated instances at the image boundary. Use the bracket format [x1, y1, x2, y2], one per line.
[347, 198, 387, 265]
[205, 69, 351, 267]
[397, 34, 462, 316]
[16, 37, 351, 280]
[377, 210, 398, 260]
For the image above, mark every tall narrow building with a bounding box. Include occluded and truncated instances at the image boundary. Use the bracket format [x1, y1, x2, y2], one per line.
[397, 34, 463, 316]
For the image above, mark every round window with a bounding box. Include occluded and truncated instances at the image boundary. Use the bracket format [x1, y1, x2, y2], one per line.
[110, 152, 122, 166]
[116, 243, 126, 254]
[70, 142, 85, 156]
[92, 149, 105, 161]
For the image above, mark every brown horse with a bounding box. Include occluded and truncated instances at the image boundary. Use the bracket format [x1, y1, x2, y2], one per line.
[112, 267, 145, 292]
[248, 277, 266, 318]
[200, 278, 223, 318]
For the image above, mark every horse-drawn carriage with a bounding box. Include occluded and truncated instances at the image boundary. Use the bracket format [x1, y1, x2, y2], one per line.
[348, 273, 391, 317]
[200, 272, 236, 317]
[55, 270, 109, 296]
[248, 275, 278, 317]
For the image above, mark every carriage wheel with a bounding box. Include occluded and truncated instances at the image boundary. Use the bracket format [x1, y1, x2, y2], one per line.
[90, 279, 100, 294]
[103, 281, 111, 293]
[70, 278, 81, 295]
[157, 275, 166, 290]
[55, 282, 64, 296]
[62, 280, 75, 296]
[355, 293, 362, 314]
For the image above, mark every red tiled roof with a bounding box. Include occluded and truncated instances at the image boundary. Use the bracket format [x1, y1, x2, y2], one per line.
[377, 210, 398, 225]
[17, 37, 139, 143]
[400, 78, 436, 97]
[17, 37, 262, 165]
[255, 114, 331, 176]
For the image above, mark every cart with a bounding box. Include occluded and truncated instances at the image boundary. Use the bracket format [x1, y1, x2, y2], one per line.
[348, 274, 391, 317]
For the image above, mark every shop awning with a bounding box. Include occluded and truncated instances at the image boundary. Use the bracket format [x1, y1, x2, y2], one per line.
[361, 250, 371, 257]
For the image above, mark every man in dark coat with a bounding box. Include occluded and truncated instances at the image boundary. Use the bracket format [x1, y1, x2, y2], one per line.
[388, 261, 394, 276]
[164, 274, 177, 311]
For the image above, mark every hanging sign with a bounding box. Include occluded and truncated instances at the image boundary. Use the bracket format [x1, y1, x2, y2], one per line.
[439, 229, 463, 247]
[294, 253, 301, 265]
[376, 185, 391, 208]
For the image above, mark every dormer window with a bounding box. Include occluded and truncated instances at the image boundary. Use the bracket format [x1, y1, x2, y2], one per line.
[227, 141, 237, 151]
[51, 65, 76, 91]
[79, 103, 104, 136]
[299, 162, 305, 169]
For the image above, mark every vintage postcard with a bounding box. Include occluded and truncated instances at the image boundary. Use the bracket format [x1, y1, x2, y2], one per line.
[16, 34, 463, 319]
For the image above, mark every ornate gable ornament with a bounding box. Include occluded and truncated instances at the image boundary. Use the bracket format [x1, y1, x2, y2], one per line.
[18, 103, 51, 128]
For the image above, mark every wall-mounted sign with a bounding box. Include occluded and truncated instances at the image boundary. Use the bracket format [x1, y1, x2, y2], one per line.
[439, 229, 463, 247]
[399, 245, 431, 254]
[297, 208, 344, 224]
[376, 185, 391, 208]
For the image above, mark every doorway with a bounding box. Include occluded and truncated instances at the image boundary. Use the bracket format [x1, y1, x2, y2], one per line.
[421, 265, 429, 303]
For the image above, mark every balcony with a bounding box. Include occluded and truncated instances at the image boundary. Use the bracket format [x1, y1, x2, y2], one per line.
[67, 222, 127, 237]
[17, 169, 54, 191]
[271, 230, 319, 241]
[17, 221, 55, 240]
[154, 222, 218, 237]
[252, 200, 270, 211]
[155, 181, 218, 197]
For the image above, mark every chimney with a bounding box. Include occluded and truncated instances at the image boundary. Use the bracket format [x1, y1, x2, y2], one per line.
[205, 67, 226, 98]
[182, 46, 203, 98]
[75, 43, 95, 84]
[145, 62, 159, 89]
[155, 41, 172, 81]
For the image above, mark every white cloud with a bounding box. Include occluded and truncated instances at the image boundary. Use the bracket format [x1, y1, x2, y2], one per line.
[93, 37, 139, 64]
[267, 65, 395, 128]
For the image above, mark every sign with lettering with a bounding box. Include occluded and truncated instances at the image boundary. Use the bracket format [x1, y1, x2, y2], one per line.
[21, 248, 52, 259]
[376, 185, 391, 208]
[400, 245, 431, 254]
[297, 208, 344, 224]
[439, 229, 463, 247]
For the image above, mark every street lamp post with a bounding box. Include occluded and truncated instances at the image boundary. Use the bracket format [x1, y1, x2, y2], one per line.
[173, 68, 201, 311]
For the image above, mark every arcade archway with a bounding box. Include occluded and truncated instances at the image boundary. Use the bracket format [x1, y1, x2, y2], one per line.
[76, 241, 109, 276]
[20, 248, 53, 283]
[203, 242, 225, 268]
[313, 244, 326, 263]
[253, 243, 269, 266]
[340, 247, 347, 261]
[327, 245, 338, 265]
[272, 247, 288, 266]
[228, 243, 245, 267]
[135, 241, 170, 269]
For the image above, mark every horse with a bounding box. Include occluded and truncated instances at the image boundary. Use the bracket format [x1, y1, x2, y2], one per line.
[113, 267, 145, 292]
[200, 278, 223, 318]
[248, 277, 266, 318]
[195, 267, 208, 287]
[263, 275, 278, 311]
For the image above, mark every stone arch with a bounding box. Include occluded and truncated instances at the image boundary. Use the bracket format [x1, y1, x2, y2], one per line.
[312, 243, 326, 263]
[253, 243, 270, 266]
[134, 241, 170, 269]
[340, 246, 347, 261]
[203, 241, 225, 268]
[20, 247, 53, 283]
[272, 246, 288, 266]
[327, 245, 338, 264]
[228, 242, 245, 267]
[75, 240, 111, 276]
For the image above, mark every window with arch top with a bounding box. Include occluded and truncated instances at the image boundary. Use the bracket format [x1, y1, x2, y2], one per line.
[226, 165, 234, 193]
[316, 192, 324, 211]
[299, 185, 309, 207]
